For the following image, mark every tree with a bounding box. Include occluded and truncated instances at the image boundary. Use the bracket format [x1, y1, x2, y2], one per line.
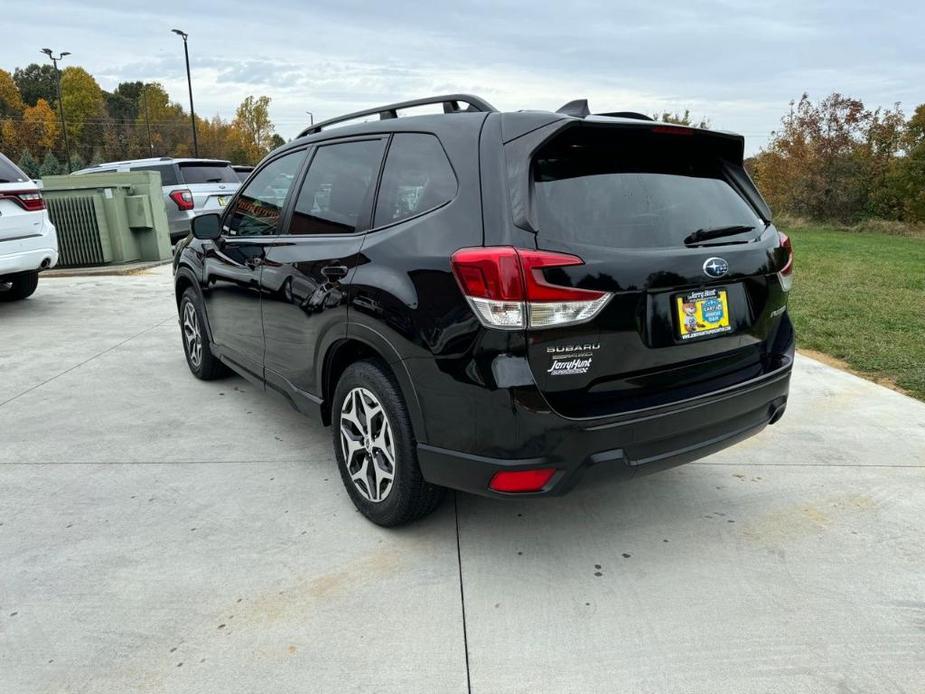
[0, 69, 24, 118]
[13, 64, 57, 107]
[1, 119, 18, 152]
[106, 81, 144, 123]
[59, 66, 106, 158]
[17, 150, 40, 178]
[39, 151, 63, 176]
[887, 104, 925, 222]
[654, 110, 710, 129]
[233, 95, 276, 162]
[134, 82, 187, 157]
[751, 93, 903, 223]
[19, 99, 59, 155]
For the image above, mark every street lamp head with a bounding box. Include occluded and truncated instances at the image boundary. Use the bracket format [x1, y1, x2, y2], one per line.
[61, 52, 71, 57]
[41, 48, 53, 56]
[172, 29, 188, 39]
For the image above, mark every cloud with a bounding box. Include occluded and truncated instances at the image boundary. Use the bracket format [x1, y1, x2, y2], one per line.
[3, 0, 923, 153]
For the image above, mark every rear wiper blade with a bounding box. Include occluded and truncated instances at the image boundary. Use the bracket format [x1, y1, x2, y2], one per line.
[684, 225, 756, 246]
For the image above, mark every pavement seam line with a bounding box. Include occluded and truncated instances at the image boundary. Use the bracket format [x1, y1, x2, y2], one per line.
[454, 491, 473, 694]
[0, 315, 175, 410]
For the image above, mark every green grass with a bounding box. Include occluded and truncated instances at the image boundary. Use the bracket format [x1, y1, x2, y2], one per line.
[783, 225, 925, 400]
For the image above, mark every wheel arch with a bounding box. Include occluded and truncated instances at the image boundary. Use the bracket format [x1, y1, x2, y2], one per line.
[174, 265, 216, 345]
[321, 332, 427, 443]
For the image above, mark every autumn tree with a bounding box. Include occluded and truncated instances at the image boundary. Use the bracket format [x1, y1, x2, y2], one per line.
[0, 69, 24, 118]
[751, 93, 907, 223]
[233, 95, 276, 163]
[59, 66, 106, 160]
[19, 99, 59, 155]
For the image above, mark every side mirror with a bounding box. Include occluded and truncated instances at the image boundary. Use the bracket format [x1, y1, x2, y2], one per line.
[191, 213, 222, 240]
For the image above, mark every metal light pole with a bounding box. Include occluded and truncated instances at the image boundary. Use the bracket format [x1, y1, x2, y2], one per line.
[41, 48, 72, 172]
[306, 111, 314, 126]
[171, 29, 198, 156]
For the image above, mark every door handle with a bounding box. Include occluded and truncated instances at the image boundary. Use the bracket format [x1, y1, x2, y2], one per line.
[321, 265, 349, 280]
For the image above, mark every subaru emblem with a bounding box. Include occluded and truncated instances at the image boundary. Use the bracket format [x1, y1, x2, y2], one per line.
[703, 257, 729, 279]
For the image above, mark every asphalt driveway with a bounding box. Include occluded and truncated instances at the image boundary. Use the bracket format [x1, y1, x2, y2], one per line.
[1, 265, 924, 693]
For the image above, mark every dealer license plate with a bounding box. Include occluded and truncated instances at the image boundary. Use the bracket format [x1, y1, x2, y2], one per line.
[676, 288, 732, 340]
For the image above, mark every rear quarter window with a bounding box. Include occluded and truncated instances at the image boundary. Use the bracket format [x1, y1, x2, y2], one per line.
[374, 133, 457, 227]
[178, 162, 239, 184]
[0, 153, 28, 183]
[131, 164, 179, 186]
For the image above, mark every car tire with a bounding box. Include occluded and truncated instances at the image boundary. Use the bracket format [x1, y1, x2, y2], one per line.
[332, 359, 445, 526]
[0, 271, 39, 302]
[179, 288, 229, 380]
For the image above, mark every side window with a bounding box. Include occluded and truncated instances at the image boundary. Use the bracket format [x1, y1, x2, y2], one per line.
[289, 139, 386, 235]
[132, 164, 179, 186]
[225, 150, 305, 237]
[374, 133, 457, 227]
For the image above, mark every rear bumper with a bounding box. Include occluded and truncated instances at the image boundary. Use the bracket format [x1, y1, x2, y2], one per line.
[417, 360, 791, 497]
[0, 228, 59, 277]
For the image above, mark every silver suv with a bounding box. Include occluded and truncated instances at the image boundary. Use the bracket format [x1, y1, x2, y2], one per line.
[73, 157, 240, 242]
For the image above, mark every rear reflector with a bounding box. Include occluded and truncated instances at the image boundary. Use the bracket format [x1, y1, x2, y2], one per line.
[489, 468, 556, 493]
[451, 247, 611, 330]
[0, 190, 45, 211]
[169, 189, 195, 211]
[777, 232, 794, 292]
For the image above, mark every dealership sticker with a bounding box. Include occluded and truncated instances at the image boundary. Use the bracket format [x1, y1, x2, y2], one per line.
[546, 343, 599, 376]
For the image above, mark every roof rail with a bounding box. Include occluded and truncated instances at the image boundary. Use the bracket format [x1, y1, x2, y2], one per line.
[298, 94, 497, 137]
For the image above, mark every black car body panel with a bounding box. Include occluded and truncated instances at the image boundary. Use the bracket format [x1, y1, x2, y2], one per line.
[173, 95, 794, 499]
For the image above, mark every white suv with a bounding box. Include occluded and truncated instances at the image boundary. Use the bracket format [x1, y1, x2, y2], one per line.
[0, 153, 59, 301]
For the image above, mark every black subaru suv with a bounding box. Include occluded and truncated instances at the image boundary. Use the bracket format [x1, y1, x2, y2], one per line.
[173, 94, 794, 526]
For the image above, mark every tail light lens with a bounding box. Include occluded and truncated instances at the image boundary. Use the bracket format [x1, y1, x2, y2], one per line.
[777, 232, 794, 292]
[489, 468, 556, 493]
[0, 190, 46, 212]
[451, 247, 612, 330]
[169, 189, 195, 211]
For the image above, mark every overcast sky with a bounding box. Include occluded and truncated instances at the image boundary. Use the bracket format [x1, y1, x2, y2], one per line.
[3, 0, 923, 154]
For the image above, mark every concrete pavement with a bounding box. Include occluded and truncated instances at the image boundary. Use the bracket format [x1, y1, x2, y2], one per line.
[1, 265, 923, 693]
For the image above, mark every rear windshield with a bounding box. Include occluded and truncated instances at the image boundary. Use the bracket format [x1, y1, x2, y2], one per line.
[178, 162, 238, 184]
[532, 127, 762, 249]
[0, 153, 28, 183]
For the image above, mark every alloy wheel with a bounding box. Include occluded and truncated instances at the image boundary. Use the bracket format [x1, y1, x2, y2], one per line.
[339, 387, 396, 503]
[182, 301, 203, 368]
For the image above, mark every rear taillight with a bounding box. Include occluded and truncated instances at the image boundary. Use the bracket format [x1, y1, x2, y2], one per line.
[451, 247, 612, 330]
[489, 468, 556, 493]
[777, 233, 794, 292]
[169, 189, 194, 211]
[0, 190, 45, 212]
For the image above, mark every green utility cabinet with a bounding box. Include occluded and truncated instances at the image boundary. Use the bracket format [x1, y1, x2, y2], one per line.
[41, 172, 173, 267]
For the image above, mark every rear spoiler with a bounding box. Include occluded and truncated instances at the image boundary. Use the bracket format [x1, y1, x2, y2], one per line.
[501, 117, 772, 232]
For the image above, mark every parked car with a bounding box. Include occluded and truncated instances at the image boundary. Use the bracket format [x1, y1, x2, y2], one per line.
[232, 165, 254, 182]
[172, 94, 795, 526]
[0, 152, 58, 301]
[73, 157, 240, 242]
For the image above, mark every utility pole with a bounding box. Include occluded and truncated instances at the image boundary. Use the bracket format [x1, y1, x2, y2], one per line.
[142, 85, 154, 155]
[41, 48, 72, 172]
[171, 29, 199, 156]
